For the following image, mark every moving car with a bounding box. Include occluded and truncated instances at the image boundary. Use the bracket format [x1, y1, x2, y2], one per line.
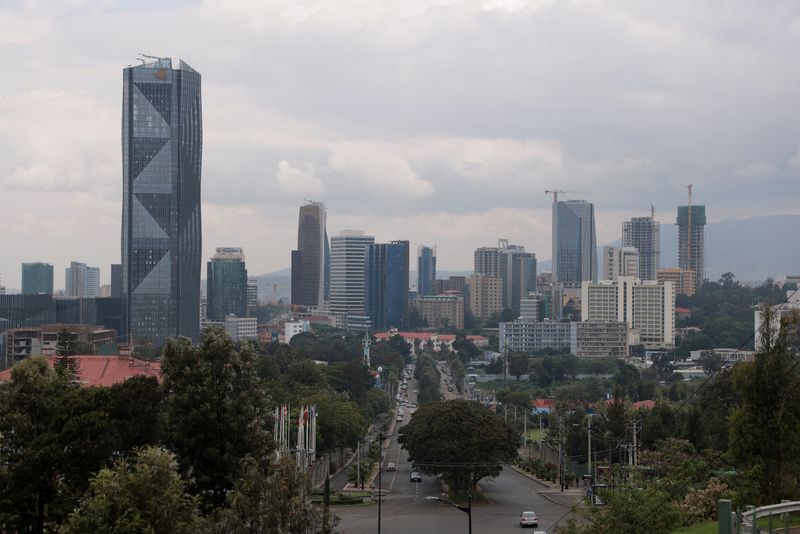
[519, 511, 538, 528]
[410, 472, 422, 483]
[387, 462, 397, 471]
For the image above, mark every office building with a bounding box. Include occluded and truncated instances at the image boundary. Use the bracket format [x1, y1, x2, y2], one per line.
[122, 57, 202, 346]
[499, 319, 627, 358]
[418, 292, 464, 330]
[603, 246, 639, 280]
[552, 200, 597, 287]
[433, 276, 466, 296]
[21, 263, 54, 295]
[223, 315, 258, 342]
[520, 293, 542, 322]
[498, 243, 536, 314]
[100, 285, 112, 298]
[368, 240, 410, 330]
[330, 230, 374, 330]
[474, 246, 500, 276]
[5, 324, 117, 366]
[207, 248, 248, 322]
[285, 320, 311, 343]
[418, 245, 436, 296]
[247, 277, 259, 313]
[291, 201, 328, 308]
[677, 204, 706, 289]
[65, 262, 100, 298]
[581, 276, 675, 348]
[657, 268, 696, 297]
[622, 216, 660, 280]
[0, 294, 125, 341]
[111, 264, 122, 298]
[465, 273, 502, 320]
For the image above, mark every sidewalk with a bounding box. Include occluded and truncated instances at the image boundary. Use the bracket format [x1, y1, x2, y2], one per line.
[509, 464, 585, 508]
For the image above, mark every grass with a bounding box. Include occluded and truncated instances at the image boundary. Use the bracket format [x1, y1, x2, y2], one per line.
[671, 521, 716, 534]
[525, 428, 546, 442]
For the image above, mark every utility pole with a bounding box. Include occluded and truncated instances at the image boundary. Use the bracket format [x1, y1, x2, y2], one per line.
[632, 419, 638, 467]
[587, 414, 592, 481]
[357, 440, 361, 490]
[558, 420, 565, 492]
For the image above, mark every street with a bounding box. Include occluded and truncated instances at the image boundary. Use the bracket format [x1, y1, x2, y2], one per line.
[333, 366, 581, 533]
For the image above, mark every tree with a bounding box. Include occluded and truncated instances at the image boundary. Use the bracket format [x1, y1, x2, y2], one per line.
[216, 456, 321, 534]
[66, 446, 203, 534]
[508, 352, 529, 380]
[55, 328, 80, 378]
[107, 376, 162, 453]
[161, 329, 272, 509]
[399, 400, 516, 492]
[728, 306, 800, 504]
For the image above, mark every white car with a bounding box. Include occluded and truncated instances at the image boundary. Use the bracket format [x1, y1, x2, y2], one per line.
[519, 511, 538, 528]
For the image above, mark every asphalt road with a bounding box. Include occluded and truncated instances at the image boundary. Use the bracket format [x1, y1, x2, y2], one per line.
[333, 366, 581, 533]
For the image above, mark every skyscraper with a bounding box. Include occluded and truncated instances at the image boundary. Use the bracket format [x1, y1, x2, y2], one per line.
[622, 216, 660, 280]
[122, 57, 202, 346]
[498, 244, 537, 314]
[207, 248, 248, 322]
[417, 245, 436, 296]
[291, 201, 327, 308]
[21, 262, 54, 295]
[110, 264, 122, 298]
[552, 200, 597, 287]
[602, 246, 639, 280]
[677, 205, 706, 289]
[368, 240, 410, 330]
[330, 231, 374, 330]
[474, 246, 500, 276]
[65, 261, 100, 298]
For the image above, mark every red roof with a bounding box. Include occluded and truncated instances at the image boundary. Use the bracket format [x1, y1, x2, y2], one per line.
[675, 307, 691, 314]
[532, 398, 556, 409]
[0, 355, 161, 388]
[632, 400, 656, 410]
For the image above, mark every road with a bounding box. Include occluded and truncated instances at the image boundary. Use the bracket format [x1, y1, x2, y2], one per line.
[333, 364, 581, 533]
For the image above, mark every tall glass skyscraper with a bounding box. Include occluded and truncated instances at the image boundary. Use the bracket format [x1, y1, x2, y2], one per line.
[417, 245, 436, 296]
[291, 201, 327, 308]
[330, 230, 374, 330]
[622, 216, 660, 281]
[121, 57, 202, 346]
[552, 200, 597, 287]
[369, 241, 410, 330]
[21, 262, 54, 295]
[207, 248, 248, 322]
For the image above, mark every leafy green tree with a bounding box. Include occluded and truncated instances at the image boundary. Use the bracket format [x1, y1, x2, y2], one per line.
[216, 456, 321, 534]
[161, 329, 272, 509]
[66, 446, 203, 534]
[729, 306, 800, 504]
[508, 352, 529, 380]
[305, 393, 367, 452]
[399, 400, 516, 492]
[107, 376, 162, 453]
[576, 483, 682, 534]
[55, 328, 80, 378]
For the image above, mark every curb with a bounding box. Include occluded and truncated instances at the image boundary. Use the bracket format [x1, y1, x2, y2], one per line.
[508, 465, 584, 509]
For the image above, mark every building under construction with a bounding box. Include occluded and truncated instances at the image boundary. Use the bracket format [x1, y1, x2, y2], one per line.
[622, 216, 660, 281]
[677, 204, 706, 289]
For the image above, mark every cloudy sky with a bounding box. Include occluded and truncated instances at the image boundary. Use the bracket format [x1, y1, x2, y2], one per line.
[2, 0, 800, 289]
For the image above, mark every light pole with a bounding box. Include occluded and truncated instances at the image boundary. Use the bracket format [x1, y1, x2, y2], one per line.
[376, 431, 400, 534]
[426, 494, 472, 534]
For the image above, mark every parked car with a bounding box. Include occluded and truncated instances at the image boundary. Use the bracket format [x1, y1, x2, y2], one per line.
[519, 511, 538, 528]
[410, 472, 422, 483]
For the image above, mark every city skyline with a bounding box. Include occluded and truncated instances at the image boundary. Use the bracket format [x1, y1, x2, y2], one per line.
[2, 2, 800, 287]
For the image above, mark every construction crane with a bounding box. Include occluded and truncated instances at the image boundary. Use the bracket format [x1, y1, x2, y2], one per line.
[650, 204, 655, 219]
[544, 190, 587, 204]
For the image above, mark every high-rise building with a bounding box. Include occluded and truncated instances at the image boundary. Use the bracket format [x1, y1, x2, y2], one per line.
[657, 268, 696, 297]
[677, 205, 706, 289]
[368, 240, 410, 330]
[552, 200, 597, 287]
[498, 244, 536, 314]
[65, 262, 100, 298]
[206, 248, 248, 322]
[110, 264, 122, 298]
[474, 246, 500, 276]
[581, 276, 675, 348]
[602, 246, 639, 280]
[432, 276, 466, 296]
[247, 277, 259, 309]
[622, 216, 660, 280]
[417, 245, 436, 296]
[291, 201, 327, 308]
[330, 230, 374, 330]
[418, 292, 464, 330]
[465, 273, 502, 320]
[122, 57, 202, 346]
[21, 262, 54, 295]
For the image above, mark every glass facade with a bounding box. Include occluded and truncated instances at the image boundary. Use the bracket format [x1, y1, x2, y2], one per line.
[417, 245, 436, 296]
[122, 58, 202, 346]
[207, 250, 248, 322]
[553, 200, 597, 287]
[291, 202, 327, 307]
[21, 262, 54, 295]
[368, 241, 410, 330]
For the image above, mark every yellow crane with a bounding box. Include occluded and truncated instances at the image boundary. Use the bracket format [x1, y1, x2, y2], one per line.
[544, 190, 587, 204]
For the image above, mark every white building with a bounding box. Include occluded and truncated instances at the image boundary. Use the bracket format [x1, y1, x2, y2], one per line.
[754, 291, 800, 351]
[329, 230, 374, 330]
[65, 261, 100, 298]
[499, 319, 628, 358]
[602, 246, 639, 280]
[581, 276, 675, 348]
[285, 320, 310, 343]
[520, 293, 542, 322]
[224, 315, 258, 342]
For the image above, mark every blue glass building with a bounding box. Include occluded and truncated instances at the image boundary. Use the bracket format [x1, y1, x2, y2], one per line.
[21, 262, 54, 295]
[368, 241, 409, 330]
[417, 245, 436, 296]
[121, 57, 202, 346]
[552, 200, 597, 287]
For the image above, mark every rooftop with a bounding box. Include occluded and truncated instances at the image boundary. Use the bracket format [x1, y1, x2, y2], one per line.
[0, 355, 161, 388]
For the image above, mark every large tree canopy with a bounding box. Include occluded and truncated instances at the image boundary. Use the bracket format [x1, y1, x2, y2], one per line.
[399, 400, 516, 492]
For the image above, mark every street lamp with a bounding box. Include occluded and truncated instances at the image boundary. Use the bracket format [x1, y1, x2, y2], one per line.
[375, 431, 400, 534]
[426, 494, 472, 534]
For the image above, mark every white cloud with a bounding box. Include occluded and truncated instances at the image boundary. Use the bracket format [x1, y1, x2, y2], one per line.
[274, 160, 324, 196]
